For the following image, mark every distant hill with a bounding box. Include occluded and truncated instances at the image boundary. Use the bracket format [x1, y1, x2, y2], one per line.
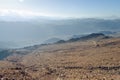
[79, 33, 109, 40]
[55, 40, 66, 44]
[71, 34, 85, 39]
[0, 48, 33, 60]
[99, 31, 116, 35]
[110, 31, 120, 37]
[44, 38, 61, 44]
[68, 33, 110, 42]
[98, 31, 120, 38]
[0, 50, 13, 60]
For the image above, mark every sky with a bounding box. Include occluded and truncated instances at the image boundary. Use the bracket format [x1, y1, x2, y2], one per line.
[0, 0, 120, 18]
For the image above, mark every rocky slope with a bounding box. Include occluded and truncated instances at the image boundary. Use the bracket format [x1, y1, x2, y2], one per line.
[0, 37, 119, 80]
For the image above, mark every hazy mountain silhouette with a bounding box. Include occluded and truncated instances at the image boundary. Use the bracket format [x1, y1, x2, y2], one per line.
[44, 38, 61, 44]
[0, 18, 120, 48]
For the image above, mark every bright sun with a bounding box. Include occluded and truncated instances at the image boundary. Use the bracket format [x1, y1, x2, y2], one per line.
[19, 0, 24, 2]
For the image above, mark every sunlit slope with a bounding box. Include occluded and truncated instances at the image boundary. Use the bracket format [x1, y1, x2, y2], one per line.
[0, 38, 120, 80]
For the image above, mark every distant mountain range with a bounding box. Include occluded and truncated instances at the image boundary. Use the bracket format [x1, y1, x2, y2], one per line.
[0, 18, 120, 49]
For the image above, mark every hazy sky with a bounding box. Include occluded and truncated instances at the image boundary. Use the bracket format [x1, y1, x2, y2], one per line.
[0, 0, 120, 18]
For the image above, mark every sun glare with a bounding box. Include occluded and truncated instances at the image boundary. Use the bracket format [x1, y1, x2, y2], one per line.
[0, 8, 52, 18]
[19, 0, 24, 2]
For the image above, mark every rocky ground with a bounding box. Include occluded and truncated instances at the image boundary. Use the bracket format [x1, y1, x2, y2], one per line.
[0, 38, 120, 80]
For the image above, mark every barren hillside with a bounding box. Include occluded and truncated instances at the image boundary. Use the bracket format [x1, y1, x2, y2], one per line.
[0, 38, 120, 80]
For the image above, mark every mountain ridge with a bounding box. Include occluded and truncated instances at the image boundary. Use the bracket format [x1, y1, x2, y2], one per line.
[0, 32, 111, 60]
[0, 18, 120, 49]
